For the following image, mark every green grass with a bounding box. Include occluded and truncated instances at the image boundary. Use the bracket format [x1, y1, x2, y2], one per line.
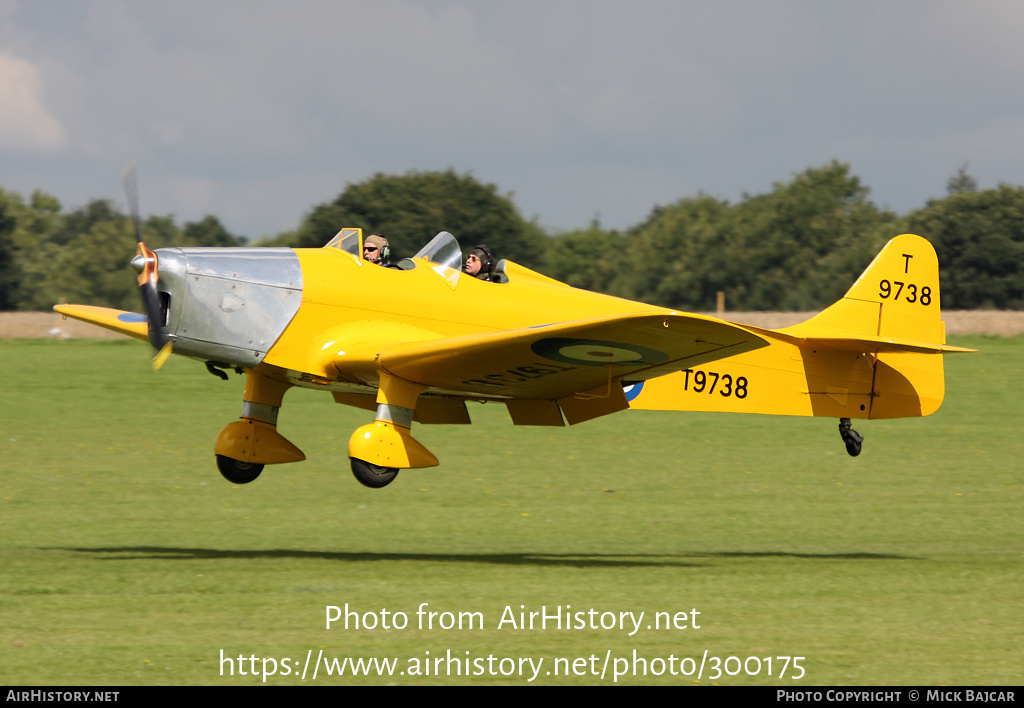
[0, 336, 1020, 685]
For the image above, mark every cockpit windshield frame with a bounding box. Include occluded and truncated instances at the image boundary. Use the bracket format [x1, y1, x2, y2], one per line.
[323, 228, 362, 257]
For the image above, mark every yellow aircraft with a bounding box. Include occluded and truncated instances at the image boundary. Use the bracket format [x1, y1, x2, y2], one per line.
[54, 175, 972, 488]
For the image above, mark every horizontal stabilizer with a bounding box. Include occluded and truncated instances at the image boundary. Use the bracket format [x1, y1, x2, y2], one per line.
[739, 323, 976, 354]
[803, 336, 974, 354]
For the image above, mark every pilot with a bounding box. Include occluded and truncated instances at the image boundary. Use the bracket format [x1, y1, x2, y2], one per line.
[464, 244, 497, 281]
[363, 234, 392, 266]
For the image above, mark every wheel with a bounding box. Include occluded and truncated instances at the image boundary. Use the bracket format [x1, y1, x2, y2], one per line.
[216, 455, 264, 484]
[841, 429, 864, 457]
[838, 418, 863, 457]
[350, 458, 399, 488]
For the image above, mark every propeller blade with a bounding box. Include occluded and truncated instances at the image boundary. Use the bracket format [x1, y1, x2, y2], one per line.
[122, 162, 172, 356]
[152, 341, 173, 370]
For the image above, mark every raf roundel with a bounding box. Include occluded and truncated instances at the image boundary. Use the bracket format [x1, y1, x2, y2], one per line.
[530, 338, 671, 367]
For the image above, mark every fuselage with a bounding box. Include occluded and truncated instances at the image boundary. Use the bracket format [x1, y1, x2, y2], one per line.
[151, 244, 671, 394]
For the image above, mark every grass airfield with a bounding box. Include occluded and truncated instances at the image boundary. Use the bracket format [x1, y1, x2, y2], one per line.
[0, 336, 1020, 685]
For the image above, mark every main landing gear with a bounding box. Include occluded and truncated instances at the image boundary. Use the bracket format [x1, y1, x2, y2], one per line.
[213, 371, 305, 485]
[838, 418, 863, 457]
[212, 371, 435, 489]
[345, 375, 438, 489]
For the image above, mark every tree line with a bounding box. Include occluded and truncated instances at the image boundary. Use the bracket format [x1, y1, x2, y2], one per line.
[1, 162, 1021, 313]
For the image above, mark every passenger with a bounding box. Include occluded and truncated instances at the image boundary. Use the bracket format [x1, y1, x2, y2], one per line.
[464, 244, 497, 281]
[363, 234, 392, 266]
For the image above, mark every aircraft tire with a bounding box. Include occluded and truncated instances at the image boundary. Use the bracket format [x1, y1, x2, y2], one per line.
[216, 455, 264, 484]
[838, 419, 863, 458]
[350, 458, 399, 488]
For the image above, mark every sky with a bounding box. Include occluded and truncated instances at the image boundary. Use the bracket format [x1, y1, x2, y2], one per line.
[2, 0, 1024, 241]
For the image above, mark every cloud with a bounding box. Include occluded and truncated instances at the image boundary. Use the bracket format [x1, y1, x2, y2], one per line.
[0, 52, 67, 151]
[2, 2, 1024, 238]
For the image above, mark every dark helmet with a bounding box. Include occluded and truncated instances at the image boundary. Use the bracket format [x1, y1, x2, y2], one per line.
[468, 244, 494, 274]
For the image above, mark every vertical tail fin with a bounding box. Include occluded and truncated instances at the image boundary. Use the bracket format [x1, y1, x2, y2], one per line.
[787, 234, 968, 418]
[796, 233, 945, 344]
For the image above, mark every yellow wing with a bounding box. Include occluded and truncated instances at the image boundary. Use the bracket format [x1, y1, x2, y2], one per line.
[53, 305, 149, 342]
[373, 312, 768, 400]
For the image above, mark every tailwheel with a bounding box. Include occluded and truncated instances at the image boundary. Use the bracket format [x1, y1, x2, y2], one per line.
[838, 418, 863, 457]
[216, 455, 264, 484]
[350, 458, 399, 488]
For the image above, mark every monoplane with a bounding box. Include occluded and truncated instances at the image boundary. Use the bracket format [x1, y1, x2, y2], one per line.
[56, 170, 972, 487]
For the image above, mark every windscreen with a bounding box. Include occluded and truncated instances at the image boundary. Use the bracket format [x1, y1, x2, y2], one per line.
[323, 228, 362, 257]
[413, 231, 462, 271]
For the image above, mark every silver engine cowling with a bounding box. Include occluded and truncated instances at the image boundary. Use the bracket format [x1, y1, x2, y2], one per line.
[150, 248, 303, 367]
